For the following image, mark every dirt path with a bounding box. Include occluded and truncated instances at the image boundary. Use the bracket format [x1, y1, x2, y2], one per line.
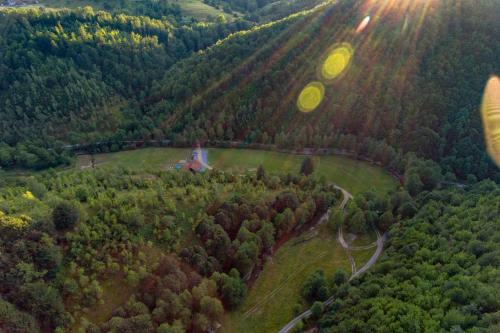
[278, 187, 385, 333]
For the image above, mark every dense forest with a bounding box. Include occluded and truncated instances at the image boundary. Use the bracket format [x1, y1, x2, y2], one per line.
[143, 0, 500, 181]
[0, 165, 339, 332]
[39, 0, 185, 19]
[308, 181, 500, 332]
[1, 160, 498, 332]
[1, 0, 499, 332]
[1, 0, 499, 185]
[0, 5, 250, 169]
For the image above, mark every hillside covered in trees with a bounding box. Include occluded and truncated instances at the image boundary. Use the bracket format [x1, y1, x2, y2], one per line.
[314, 181, 500, 332]
[1, 163, 498, 332]
[0, 4, 250, 169]
[143, 0, 500, 181]
[0, 166, 339, 332]
[1, 0, 499, 185]
[1, 0, 499, 332]
[0, 1, 500, 185]
[0, 0, 328, 170]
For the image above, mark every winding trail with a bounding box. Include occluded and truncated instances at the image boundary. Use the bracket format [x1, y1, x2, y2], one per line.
[338, 226, 357, 275]
[278, 186, 385, 333]
[241, 191, 342, 319]
[350, 229, 385, 280]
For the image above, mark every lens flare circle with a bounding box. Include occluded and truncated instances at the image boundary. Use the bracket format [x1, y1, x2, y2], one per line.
[297, 81, 325, 113]
[356, 15, 371, 34]
[481, 76, 500, 167]
[318, 43, 354, 83]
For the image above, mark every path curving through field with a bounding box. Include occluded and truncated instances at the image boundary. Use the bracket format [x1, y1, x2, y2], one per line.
[278, 186, 385, 333]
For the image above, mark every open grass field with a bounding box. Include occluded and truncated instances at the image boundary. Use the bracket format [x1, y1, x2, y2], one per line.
[220, 222, 374, 333]
[174, 0, 233, 20]
[76, 147, 397, 195]
[40, 0, 233, 21]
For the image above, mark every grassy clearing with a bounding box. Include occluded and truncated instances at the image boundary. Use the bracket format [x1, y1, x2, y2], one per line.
[73, 274, 134, 330]
[68, 244, 165, 332]
[40, 0, 233, 21]
[76, 147, 397, 195]
[220, 222, 373, 333]
[76, 147, 189, 170]
[174, 0, 232, 20]
[210, 148, 397, 194]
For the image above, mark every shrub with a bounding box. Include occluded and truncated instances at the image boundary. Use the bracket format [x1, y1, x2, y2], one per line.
[52, 201, 79, 230]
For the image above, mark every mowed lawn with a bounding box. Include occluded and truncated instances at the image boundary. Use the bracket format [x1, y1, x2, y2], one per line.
[76, 147, 397, 195]
[75, 147, 191, 171]
[220, 222, 374, 333]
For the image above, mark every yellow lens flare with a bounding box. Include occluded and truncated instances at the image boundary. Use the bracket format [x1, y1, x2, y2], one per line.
[355, 16, 371, 34]
[319, 43, 354, 82]
[297, 81, 325, 113]
[481, 76, 500, 167]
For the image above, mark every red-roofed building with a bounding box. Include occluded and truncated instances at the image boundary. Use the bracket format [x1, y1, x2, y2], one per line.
[182, 159, 203, 173]
[174, 143, 211, 173]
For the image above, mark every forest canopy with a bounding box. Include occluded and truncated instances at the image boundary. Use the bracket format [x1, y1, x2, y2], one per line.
[0, 1, 499, 332]
[0, 166, 339, 332]
[317, 181, 500, 332]
[1, 0, 499, 184]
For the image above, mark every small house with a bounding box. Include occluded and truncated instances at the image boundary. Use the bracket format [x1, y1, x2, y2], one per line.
[175, 146, 211, 173]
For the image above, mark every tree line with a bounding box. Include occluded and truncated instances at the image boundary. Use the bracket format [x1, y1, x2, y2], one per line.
[0, 5, 251, 170]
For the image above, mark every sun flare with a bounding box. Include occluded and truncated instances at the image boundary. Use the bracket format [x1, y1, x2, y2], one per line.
[318, 43, 354, 83]
[297, 81, 325, 113]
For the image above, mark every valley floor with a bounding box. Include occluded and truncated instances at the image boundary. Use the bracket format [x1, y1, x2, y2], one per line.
[75, 147, 397, 195]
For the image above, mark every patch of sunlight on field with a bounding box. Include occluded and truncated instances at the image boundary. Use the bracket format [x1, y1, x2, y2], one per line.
[176, 0, 233, 20]
[40, 0, 233, 21]
[220, 222, 374, 333]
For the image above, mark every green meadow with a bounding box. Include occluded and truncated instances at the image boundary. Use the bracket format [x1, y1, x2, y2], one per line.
[175, 0, 234, 20]
[76, 147, 397, 195]
[40, 0, 233, 21]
